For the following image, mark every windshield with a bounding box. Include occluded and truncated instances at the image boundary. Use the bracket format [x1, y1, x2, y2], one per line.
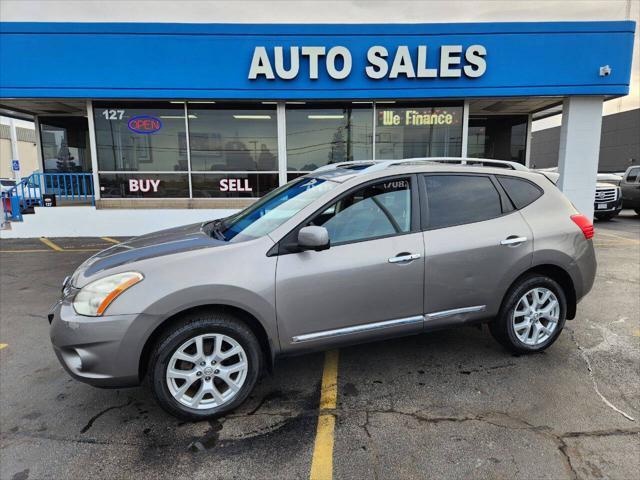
[214, 176, 338, 242]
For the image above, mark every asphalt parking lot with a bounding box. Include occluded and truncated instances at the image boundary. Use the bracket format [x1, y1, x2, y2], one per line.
[1, 212, 639, 480]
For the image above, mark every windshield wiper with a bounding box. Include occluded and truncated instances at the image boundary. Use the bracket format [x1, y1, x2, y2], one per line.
[205, 219, 226, 240]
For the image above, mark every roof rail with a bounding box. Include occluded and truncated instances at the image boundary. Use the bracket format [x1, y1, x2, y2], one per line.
[311, 157, 528, 175]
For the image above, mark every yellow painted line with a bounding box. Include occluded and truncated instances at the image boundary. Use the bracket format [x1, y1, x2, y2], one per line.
[101, 237, 120, 244]
[594, 243, 638, 248]
[310, 415, 336, 480]
[0, 249, 51, 253]
[596, 231, 640, 245]
[632, 330, 640, 337]
[0, 343, 7, 350]
[319, 350, 339, 410]
[310, 350, 339, 480]
[39, 237, 63, 252]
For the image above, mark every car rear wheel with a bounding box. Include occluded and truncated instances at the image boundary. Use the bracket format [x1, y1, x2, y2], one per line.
[148, 311, 262, 420]
[489, 275, 567, 353]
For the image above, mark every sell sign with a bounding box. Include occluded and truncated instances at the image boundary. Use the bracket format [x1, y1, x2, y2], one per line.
[128, 115, 163, 134]
[220, 179, 253, 192]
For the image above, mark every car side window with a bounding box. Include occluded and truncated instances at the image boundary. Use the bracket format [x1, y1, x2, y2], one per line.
[424, 175, 503, 229]
[310, 177, 412, 244]
[497, 176, 543, 209]
[627, 167, 640, 183]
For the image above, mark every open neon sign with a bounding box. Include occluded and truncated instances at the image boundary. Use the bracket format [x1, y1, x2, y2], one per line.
[128, 115, 163, 134]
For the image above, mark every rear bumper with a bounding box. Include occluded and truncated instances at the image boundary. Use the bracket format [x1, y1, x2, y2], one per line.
[574, 241, 597, 303]
[49, 301, 152, 388]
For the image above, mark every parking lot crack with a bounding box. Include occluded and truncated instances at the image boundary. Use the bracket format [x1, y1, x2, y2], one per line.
[352, 409, 595, 480]
[80, 399, 133, 434]
[560, 428, 640, 439]
[359, 410, 382, 480]
[566, 328, 636, 422]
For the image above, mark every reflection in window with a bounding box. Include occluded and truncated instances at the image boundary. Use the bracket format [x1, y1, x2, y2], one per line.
[188, 104, 278, 172]
[40, 116, 92, 173]
[425, 175, 502, 229]
[286, 103, 373, 172]
[467, 115, 528, 163]
[312, 178, 411, 244]
[93, 102, 188, 172]
[219, 177, 339, 242]
[375, 103, 463, 159]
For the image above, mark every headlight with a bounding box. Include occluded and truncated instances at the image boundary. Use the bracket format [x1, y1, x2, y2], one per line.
[73, 272, 143, 317]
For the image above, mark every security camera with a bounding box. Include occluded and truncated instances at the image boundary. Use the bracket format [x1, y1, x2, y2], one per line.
[599, 65, 612, 77]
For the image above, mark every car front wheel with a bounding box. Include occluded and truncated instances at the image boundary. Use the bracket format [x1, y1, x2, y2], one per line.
[490, 275, 567, 353]
[148, 311, 262, 420]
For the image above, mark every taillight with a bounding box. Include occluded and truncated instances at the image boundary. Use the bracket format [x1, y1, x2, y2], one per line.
[571, 214, 594, 240]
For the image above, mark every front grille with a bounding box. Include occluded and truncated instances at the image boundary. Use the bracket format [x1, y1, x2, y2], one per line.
[595, 187, 617, 202]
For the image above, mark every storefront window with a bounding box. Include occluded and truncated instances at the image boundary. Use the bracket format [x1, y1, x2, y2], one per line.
[90, 100, 469, 200]
[93, 102, 188, 172]
[40, 116, 92, 173]
[286, 103, 373, 172]
[188, 103, 278, 172]
[375, 103, 463, 159]
[467, 115, 528, 163]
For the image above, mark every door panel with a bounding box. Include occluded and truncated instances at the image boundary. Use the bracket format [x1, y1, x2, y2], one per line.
[276, 232, 425, 352]
[423, 211, 533, 327]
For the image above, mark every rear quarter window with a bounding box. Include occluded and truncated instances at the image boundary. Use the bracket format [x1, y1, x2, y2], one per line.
[497, 176, 543, 210]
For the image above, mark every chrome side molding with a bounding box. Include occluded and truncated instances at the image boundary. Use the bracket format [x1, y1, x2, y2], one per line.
[425, 305, 486, 321]
[292, 315, 423, 343]
[292, 306, 486, 343]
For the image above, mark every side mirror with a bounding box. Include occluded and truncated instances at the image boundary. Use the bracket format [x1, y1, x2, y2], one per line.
[297, 226, 330, 252]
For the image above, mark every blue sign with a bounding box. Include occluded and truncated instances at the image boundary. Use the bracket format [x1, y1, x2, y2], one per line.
[127, 115, 163, 134]
[11, 160, 19, 171]
[0, 21, 635, 99]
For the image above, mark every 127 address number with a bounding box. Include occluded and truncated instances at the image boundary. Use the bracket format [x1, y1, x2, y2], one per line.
[101, 109, 125, 120]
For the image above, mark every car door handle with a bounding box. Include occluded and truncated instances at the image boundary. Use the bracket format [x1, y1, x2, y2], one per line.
[500, 236, 528, 246]
[388, 253, 422, 263]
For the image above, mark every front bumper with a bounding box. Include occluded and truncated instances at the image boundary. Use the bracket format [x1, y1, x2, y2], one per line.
[49, 300, 153, 388]
[594, 197, 623, 214]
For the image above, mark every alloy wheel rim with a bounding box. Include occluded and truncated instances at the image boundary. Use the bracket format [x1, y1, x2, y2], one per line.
[166, 333, 248, 410]
[512, 287, 560, 346]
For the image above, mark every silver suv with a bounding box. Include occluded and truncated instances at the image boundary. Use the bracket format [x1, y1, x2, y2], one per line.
[49, 160, 597, 420]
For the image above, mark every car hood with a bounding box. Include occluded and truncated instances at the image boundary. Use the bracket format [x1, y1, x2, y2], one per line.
[72, 221, 226, 286]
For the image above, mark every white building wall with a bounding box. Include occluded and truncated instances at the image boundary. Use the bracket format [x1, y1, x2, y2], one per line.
[0, 138, 39, 178]
[0, 207, 237, 238]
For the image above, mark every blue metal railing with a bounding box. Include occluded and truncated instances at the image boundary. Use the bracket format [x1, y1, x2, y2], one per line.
[2, 172, 94, 222]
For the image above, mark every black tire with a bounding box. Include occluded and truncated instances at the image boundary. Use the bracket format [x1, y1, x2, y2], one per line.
[148, 311, 262, 421]
[489, 274, 567, 354]
[594, 213, 616, 221]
